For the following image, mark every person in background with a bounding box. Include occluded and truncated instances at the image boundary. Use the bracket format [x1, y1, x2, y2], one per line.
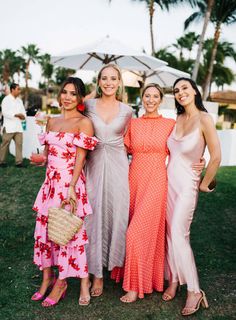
[31, 77, 97, 307]
[0, 83, 26, 167]
[163, 78, 221, 316]
[84, 64, 132, 297]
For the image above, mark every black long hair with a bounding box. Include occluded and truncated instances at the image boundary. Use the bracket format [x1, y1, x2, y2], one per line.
[173, 77, 207, 115]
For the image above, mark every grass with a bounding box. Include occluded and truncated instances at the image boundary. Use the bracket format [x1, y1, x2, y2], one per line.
[0, 155, 235, 320]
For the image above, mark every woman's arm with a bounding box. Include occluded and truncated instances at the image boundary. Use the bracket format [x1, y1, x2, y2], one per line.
[199, 114, 221, 192]
[67, 118, 94, 202]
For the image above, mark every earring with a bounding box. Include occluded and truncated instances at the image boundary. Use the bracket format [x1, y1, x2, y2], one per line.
[96, 86, 102, 96]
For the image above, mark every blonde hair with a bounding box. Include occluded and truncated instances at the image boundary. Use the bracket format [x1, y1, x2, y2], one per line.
[95, 64, 125, 102]
[141, 83, 164, 100]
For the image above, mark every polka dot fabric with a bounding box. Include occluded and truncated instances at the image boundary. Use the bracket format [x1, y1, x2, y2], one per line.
[122, 116, 175, 298]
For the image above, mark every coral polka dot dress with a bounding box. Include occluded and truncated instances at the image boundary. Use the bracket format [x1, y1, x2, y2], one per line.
[122, 115, 175, 298]
[33, 131, 97, 279]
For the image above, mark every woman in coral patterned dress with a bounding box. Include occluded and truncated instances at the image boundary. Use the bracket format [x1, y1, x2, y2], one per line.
[119, 83, 175, 302]
[31, 77, 97, 307]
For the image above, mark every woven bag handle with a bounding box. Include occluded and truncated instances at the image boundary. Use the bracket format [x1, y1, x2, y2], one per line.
[60, 199, 77, 215]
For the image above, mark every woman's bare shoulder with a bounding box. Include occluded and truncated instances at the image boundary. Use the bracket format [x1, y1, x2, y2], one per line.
[200, 112, 214, 124]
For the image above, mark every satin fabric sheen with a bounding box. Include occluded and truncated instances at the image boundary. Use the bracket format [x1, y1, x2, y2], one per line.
[165, 125, 205, 293]
[84, 99, 132, 277]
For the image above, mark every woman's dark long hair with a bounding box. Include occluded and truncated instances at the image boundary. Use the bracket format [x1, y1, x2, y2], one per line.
[173, 77, 208, 115]
[58, 77, 86, 107]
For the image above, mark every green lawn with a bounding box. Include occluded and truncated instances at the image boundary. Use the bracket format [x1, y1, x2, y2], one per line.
[0, 157, 235, 320]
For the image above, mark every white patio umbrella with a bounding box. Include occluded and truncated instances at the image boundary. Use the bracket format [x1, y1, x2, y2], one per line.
[51, 36, 167, 72]
[123, 66, 190, 88]
[145, 66, 190, 87]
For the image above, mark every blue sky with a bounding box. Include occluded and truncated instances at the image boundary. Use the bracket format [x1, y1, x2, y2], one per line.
[1, 0, 235, 89]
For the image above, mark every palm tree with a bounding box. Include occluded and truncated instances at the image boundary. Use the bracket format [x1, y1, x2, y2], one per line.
[155, 45, 195, 74]
[155, 47, 179, 68]
[203, 0, 236, 99]
[213, 64, 234, 90]
[54, 67, 75, 86]
[173, 32, 199, 59]
[38, 53, 54, 93]
[109, 0, 197, 55]
[20, 44, 40, 106]
[12, 55, 26, 83]
[156, 37, 236, 91]
[185, 0, 236, 99]
[0, 49, 19, 84]
[135, 0, 200, 55]
[198, 39, 236, 93]
[185, 0, 215, 82]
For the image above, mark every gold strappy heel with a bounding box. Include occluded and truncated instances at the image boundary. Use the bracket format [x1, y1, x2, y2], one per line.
[181, 290, 209, 316]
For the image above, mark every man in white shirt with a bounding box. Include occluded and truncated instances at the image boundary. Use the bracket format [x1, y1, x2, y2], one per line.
[0, 83, 26, 167]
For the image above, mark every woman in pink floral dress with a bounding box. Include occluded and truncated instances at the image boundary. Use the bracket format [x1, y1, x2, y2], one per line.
[31, 77, 97, 307]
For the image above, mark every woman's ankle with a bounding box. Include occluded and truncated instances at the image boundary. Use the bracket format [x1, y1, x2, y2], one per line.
[42, 267, 54, 280]
[169, 281, 179, 288]
[81, 277, 90, 286]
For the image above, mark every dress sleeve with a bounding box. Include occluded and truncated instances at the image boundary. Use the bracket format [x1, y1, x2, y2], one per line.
[73, 132, 98, 150]
[124, 121, 132, 154]
[38, 132, 48, 145]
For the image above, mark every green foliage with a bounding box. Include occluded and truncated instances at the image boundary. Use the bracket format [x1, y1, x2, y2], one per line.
[131, 0, 197, 11]
[184, 0, 236, 29]
[155, 33, 236, 90]
[210, 0, 236, 26]
[126, 87, 140, 104]
[21, 44, 40, 65]
[0, 49, 26, 83]
[197, 39, 236, 88]
[38, 53, 54, 86]
[155, 48, 179, 68]
[173, 32, 200, 57]
[54, 67, 76, 86]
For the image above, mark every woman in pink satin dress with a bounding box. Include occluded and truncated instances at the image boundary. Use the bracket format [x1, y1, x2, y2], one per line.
[31, 77, 97, 307]
[163, 78, 221, 316]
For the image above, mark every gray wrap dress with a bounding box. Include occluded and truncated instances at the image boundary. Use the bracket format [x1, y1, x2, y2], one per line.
[84, 99, 132, 277]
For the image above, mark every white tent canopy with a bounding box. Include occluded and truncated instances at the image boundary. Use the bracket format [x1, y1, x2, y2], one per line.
[145, 66, 190, 87]
[51, 36, 167, 72]
[122, 66, 190, 88]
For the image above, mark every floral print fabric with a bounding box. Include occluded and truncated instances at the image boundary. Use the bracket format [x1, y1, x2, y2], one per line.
[33, 131, 97, 279]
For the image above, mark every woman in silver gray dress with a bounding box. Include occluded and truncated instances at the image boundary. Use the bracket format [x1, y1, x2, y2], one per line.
[84, 64, 132, 297]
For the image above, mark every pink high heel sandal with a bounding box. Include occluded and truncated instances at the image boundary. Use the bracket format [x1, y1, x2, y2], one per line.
[31, 275, 56, 301]
[42, 281, 67, 307]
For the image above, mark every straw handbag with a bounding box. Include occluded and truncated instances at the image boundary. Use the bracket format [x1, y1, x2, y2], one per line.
[48, 200, 83, 246]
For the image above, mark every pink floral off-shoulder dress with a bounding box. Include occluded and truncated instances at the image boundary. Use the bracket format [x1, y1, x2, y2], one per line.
[33, 131, 98, 279]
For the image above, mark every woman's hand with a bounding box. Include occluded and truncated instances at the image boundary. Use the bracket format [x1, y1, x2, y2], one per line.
[30, 153, 47, 167]
[199, 177, 216, 193]
[192, 157, 206, 174]
[30, 160, 47, 167]
[66, 185, 77, 203]
[199, 182, 214, 193]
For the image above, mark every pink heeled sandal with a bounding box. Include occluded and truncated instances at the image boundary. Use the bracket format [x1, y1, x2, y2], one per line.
[31, 275, 56, 301]
[42, 281, 67, 308]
